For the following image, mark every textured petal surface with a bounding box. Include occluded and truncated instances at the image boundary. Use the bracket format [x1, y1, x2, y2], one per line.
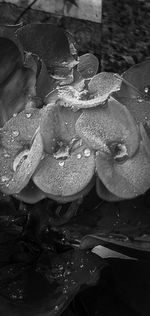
[33, 149, 95, 197]
[75, 97, 139, 157]
[96, 142, 150, 199]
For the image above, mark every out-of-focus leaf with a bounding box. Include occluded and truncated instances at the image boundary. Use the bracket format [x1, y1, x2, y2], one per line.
[0, 215, 104, 316]
[96, 142, 150, 199]
[16, 24, 75, 69]
[116, 58, 150, 99]
[55, 192, 150, 260]
[77, 53, 99, 78]
[140, 123, 150, 158]
[75, 97, 139, 157]
[114, 97, 150, 125]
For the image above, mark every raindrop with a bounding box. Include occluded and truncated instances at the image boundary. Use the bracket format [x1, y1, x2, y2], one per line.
[12, 130, 19, 137]
[144, 87, 149, 94]
[26, 113, 32, 118]
[59, 161, 64, 167]
[13, 113, 17, 117]
[4, 152, 10, 158]
[84, 148, 91, 157]
[137, 96, 143, 103]
[1, 175, 10, 183]
[54, 306, 59, 311]
[77, 153, 82, 159]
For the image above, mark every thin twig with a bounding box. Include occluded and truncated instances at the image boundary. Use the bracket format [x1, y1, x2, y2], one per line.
[15, 0, 39, 24]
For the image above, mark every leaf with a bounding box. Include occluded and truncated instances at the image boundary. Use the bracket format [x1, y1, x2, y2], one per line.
[56, 193, 150, 260]
[16, 23, 75, 69]
[75, 97, 139, 157]
[140, 123, 150, 158]
[116, 58, 150, 99]
[114, 97, 150, 125]
[77, 53, 99, 79]
[0, 215, 104, 316]
[33, 148, 95, 198]
[96, 142, 150, 199]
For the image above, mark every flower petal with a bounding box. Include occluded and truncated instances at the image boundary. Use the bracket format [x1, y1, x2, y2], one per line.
[33, 149, 95, 198]
[44, 175, 95, 203]
[75, 97, 139, 157]
[40, 103, 81, 154]
[96, 142, 150, 199]
[0, 129, 43, 194]
[51, 72, 122, 110]
[96, 177, 123, 202]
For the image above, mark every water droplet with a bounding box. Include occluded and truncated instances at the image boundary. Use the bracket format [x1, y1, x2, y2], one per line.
[4, 152, 10, 158]
[55, 306, 59, 311]
[59, 161, 64, 167]
[137, 96, 143, 103]
[12, 130, 19, 137]
[84, 148, 91, 157]
[13, 150, 29, 172]
[77, 153, 81, 159]
[26, 113, 31, 118]
[1, 175, 10, 183]
[13, 113, 17, 117]
[144, 87, 149, 93]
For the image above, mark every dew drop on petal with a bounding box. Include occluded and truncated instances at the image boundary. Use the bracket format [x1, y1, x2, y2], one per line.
[137, 96, 143, 103]
[144, 87, 149, 94]
[1, 175, 10, 183]
[26, 113, 32, 118]
[59, 161, 65, 167]
[83, 148, 91, 157]
[77, 153, 82, 159]
[12, 130, 19, 137]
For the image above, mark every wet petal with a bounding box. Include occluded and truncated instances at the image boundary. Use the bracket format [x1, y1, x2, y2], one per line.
[33, 148, 95, 198]
[96, 142, 150, 199]
[0, 130, 43, 194]
[52, 72, 122, 110]
[40, 103, 81, 154]
[13, 180, 46, 204]
[44, 175, 95, 203]
[96, 177, 123, 202]
[2, 108, 41, 150]
[75, 97, 139, 157]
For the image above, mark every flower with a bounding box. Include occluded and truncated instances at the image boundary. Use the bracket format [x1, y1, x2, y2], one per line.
[0, 23, 150, 204]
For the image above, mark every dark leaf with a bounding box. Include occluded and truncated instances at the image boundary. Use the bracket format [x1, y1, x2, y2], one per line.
[16, 24, 75, 69]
